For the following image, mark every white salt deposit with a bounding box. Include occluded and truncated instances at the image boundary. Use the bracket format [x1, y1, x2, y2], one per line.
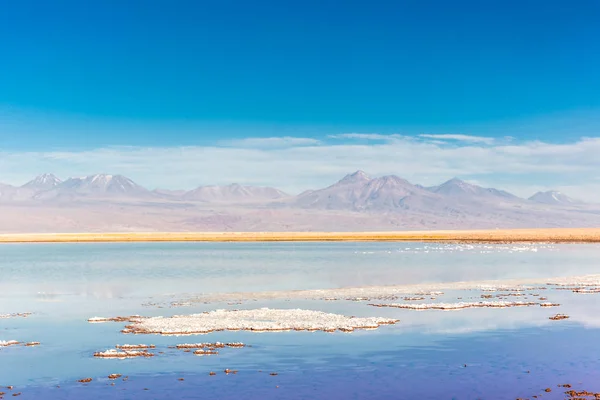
[193, 349, 219, 355]
[539, 302, 560, 307]
[0, 340, 20, 347]
[115, 344, 155, 349]
[546, 275, 600, 287]
[171, 274, 600, 305]
[369, 301, 537, 310]
[176, 342, 225, 349]
[0, 313, 31, 319]
[93, 349, 154, 358]
[124, 308, 399, 335]
[572, 288, 600, 294]
[88, 315, 144, 323]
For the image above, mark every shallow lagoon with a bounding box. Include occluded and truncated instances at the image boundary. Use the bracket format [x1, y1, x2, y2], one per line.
[2, 242, 600, 399]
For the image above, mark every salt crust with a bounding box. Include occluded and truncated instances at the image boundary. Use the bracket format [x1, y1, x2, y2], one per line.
[170, 275, 600, 305]
[368, 301, 538, 310]
[0, 313, 31, 319]
[93, 349, 154, 358]
[176, 342, 245, 349]
[123, 308, 399, 335]
[88, 316, 145, 323]
[115, 344, 155, 349]
[0, 340, 40, 347]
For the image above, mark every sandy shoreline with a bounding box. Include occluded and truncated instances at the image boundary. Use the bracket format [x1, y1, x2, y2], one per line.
[0, 228, 599, 243]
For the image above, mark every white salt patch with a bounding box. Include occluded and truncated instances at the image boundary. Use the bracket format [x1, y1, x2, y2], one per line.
[174, 275, 600, 304]
[539, 302, 560, 307]
[546, 276, 600, 287]
[115, 344, 155, 349]
[93, 349, 154, 358]
[0, 313, 31, 319]
[369, 301, 537, 310]
[88, 316, 144, 323]
[572, 288, 600, 294]
[126, 308, 398, 335]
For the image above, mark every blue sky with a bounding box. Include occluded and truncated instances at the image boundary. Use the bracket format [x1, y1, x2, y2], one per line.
[1, 1, 600, 199]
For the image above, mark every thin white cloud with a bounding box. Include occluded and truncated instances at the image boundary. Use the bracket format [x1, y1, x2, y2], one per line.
[221, 136, 321, 148]
[1, 136, 600, 202]
[418, 134, 496, 145]
[328, 133, 405, 141]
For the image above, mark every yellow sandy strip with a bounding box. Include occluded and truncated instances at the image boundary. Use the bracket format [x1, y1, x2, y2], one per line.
[0, 228, 599, 243]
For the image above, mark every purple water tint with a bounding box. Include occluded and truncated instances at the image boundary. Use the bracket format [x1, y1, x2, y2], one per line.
[3, 242, 600, 399]
[6, 325, 600, 400]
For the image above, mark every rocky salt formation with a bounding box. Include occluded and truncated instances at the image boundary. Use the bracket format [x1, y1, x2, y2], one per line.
[176, 342, 245, 349]
[226, 342, 245, 348]
[93, 349, 154, 358]
[549, 314, 570, 321]
[115, 344, 155, 350]
[88, 316, 145, 323]
[193, 349, 219, 355]
[0, 341, 40, 349]
[368, 301, 537, 310]
[546, 275, 600, 287]
[0, 313, 31, 319]
[539, 302, 561, 307]
[571, 288, 600, 294]
[564, 389, 600, 398]
[120, 308, 398, 335]
[176, 343, 223, 349]
[477, 285, 531, 292]
[173, 275, 596, 305]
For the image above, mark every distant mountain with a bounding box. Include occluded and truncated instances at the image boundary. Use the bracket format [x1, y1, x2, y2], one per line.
[182, 183, 288, 202]
[153, 188, 188, 198]
[0, 183, 17, 200]
[529, 191, 582, 206]
[293, 170, 441, 211]
[2, 170, 600, 232]
[336, 170, 371, 185]
[36, 174, 151, 199]
[428, 178, 519, 201]
[0, 182, 35, 201]
[22, 173, 63, 191]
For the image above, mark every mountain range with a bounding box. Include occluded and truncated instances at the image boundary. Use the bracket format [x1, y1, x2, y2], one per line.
[0, 171, 596, 232]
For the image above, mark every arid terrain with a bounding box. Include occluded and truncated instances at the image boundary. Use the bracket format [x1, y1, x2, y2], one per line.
[1, 228, 600, 243]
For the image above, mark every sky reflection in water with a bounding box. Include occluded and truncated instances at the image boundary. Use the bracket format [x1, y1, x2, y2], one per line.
[1, 242, 600, 399]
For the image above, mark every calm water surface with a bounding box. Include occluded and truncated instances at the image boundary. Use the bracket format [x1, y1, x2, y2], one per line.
[1, 242, 600, 399]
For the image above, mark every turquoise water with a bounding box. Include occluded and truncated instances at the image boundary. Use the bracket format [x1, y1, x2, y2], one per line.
[1, 242, 600, 399]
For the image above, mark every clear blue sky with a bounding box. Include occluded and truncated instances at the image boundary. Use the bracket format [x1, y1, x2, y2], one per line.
[1, 0, 599, 149]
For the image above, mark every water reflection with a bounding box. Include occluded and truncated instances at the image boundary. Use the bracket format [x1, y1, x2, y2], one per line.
[1, 242, 600, 398]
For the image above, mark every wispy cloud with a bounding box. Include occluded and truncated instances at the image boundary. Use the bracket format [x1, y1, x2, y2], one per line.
[221, 136, 321, 148]
[329, 133, 497, 145]
[418, 134, 496, 144]
[328, 133, 405, 141]
[1, 136, 600, 201]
